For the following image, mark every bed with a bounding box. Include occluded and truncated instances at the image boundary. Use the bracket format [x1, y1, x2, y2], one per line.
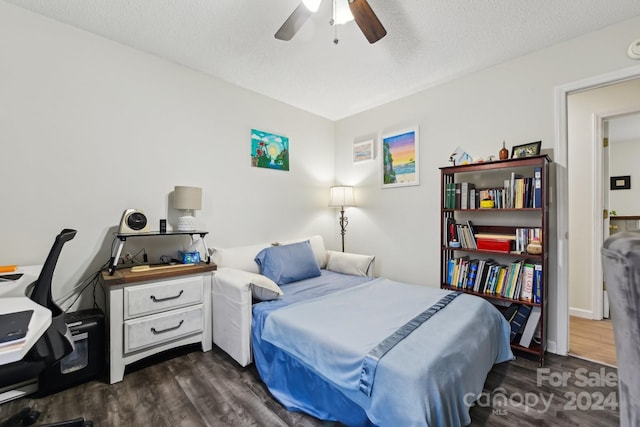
[211, 235, 513, 427]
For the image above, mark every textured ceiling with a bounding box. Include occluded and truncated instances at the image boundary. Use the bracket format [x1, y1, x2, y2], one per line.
[6, 0, 640, 120]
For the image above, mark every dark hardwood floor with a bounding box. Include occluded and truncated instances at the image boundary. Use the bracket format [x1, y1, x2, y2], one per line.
[0, 345, 619, 426]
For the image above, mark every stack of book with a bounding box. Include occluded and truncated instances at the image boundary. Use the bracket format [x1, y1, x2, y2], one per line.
[502, 303, 542, 348]
[446, 256, 542, 304]
[445, 166, 543, 210]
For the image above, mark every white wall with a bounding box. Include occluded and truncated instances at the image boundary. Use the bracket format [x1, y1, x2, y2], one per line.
[0, 3, 336, 310]
[335, 16, 640, 353]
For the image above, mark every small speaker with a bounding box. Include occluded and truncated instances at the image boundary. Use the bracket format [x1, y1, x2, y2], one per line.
[118, 209, 150, 233]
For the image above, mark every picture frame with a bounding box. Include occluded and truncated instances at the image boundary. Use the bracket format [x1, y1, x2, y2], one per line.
[353, 139, 374, 163]
[511, 141, 541, 159]
[251, 129, 289, 171]
[610, 175, 631, 190]
[381, 126, 419, 188]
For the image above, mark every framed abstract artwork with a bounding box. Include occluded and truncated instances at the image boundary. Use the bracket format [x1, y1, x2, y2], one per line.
[353, 139, 374, 163]
[381, 126, 419, 188]
[251, 129, 289, 171]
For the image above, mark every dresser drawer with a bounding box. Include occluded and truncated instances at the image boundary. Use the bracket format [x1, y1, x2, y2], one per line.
[124, 276, 203, 319]
[124, 305, 203, 353]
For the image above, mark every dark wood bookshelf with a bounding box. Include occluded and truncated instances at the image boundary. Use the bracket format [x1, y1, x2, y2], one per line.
[440, 155, 550, 365]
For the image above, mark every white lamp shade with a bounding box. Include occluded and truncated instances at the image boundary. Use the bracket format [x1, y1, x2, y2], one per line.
[174, 186, 202, 210]
[329, 185, 356, 208]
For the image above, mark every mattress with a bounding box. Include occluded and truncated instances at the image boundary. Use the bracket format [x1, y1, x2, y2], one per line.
[251, 274, 513, 427]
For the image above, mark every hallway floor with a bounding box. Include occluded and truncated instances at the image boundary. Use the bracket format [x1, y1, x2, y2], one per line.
[569, 316, 616, 366]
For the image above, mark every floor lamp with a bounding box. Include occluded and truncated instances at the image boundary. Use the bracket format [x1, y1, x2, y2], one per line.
[329, 185, 356, 252]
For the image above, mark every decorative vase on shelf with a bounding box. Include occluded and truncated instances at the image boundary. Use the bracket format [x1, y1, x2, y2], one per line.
[526, 238, 542, 255]
[499, 141, 509, 160]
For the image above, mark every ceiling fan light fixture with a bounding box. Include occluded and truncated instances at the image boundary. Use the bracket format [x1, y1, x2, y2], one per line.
[302, 0, 322, 12]
[333, 1, 354, 25]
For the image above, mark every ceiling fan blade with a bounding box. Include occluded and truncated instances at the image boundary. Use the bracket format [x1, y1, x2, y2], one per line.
[275, 2, 314, 41]
[348, 0, 387, 44]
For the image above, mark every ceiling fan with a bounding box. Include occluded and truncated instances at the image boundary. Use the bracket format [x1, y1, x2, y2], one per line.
[275, 0, 387, 44]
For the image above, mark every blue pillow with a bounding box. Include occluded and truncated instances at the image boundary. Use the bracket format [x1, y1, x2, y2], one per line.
[254, 240, 321, 285]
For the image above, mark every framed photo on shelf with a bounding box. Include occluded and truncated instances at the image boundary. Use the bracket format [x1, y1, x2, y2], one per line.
[353, 139, 374, 163]
[511, 141, 541, 159]
[381, 126, 419, 188]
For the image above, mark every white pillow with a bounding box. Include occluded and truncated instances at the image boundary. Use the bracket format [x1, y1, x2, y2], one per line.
[249, 272, 284, 301]
[326, 250, 375, 277]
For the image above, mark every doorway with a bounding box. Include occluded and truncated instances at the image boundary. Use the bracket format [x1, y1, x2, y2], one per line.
[564, 78, 640, 366]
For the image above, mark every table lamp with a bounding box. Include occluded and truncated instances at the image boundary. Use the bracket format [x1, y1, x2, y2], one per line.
[174, 186, 202, 231]
[329, 185, 356, 252]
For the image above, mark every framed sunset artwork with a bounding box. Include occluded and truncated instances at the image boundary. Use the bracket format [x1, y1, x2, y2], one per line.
[381, 127, 419, 188]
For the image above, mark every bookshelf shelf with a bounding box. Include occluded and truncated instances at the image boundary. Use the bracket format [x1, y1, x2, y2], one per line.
[440, 285, 543, 307]
[440, 155, 550, 365]
[442, 247, 543, 259]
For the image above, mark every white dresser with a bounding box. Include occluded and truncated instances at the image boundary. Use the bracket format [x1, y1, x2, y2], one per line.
[102, 263, 216, 384]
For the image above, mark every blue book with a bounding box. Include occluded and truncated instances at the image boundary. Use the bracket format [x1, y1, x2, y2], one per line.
[466, 260, 479, 289]
[533, 264, 543, 304]
[509, 304, 532, 342]
[533, 166, 542, 208]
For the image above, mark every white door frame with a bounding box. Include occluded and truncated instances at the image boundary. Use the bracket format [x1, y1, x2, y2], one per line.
[553, 64, 640, 355]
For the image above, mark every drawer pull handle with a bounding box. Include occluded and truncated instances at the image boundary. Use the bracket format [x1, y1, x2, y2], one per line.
[150, 290, 184, 303]
[151, 320, 184, 335]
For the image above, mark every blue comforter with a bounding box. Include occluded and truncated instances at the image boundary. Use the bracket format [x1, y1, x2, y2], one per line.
[252, 271, 513, 427]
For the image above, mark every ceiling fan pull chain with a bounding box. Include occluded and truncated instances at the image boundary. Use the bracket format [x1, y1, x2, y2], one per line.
[333, 0, 339, 44]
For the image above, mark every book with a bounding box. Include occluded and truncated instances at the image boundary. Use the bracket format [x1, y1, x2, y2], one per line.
[523, 177, 532, 208]
[503, 260, 521, 298]
[495, 265, 508, 295]
[502, 303, 519, 322]
[447, 258, 455, 285]
[509, 172, 523, 209]
[519, 306, 542, 347]
[474, 233, 516, 241]
[483, 265, 497, 294]
[475, 260, 490, 292]
[520, 263, 535, 302]
[533, 166, 542, 208]
[514, 178, 525, 208]
[459, 258, 470, 288]
[512, 264, 525, 300]
[451, 257, 461, 288]
[509, 304, 532, 342]
[462, 183, 475, 209]
[454, 183, 462, 209]
[533, 263, 543, 304]
[447, 182, 456, 209]
[466, 260, 479, 289]
[487, 265, 503, 294]
[503, 179, 511, 208]
[466, 220, 477, 249]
